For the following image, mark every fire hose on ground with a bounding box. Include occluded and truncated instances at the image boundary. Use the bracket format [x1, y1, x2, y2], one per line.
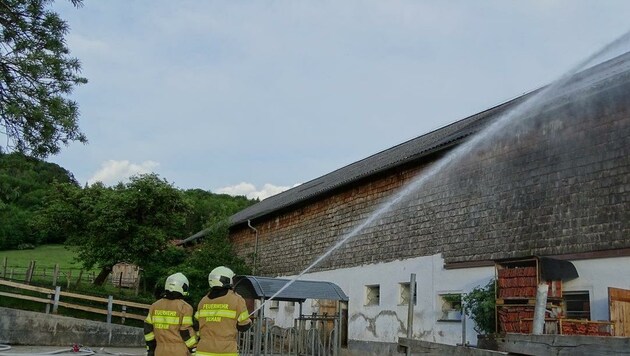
[0, 344, 144, 356]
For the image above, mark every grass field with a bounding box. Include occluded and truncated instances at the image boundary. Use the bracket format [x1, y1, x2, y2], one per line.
[0, 244, 85, 269]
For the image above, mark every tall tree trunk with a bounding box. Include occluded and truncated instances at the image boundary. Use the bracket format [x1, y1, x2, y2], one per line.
[93, 265, 113, 286]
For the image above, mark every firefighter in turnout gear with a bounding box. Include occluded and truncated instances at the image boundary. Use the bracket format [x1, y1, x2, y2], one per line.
[144, 272, 197, 356]
[195, 266, 252, 356]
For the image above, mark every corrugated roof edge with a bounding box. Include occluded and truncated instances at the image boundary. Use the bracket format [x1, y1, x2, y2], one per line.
[229, 93, 533, 227]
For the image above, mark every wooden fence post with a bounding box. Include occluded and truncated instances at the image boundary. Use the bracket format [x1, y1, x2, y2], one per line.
[25, 261, 31, 283]
[46, 292, 51, 314]
[74, 270, 84, 289]
[107, 296, 113, 324]
[9, 268, 13, 279]
[26, 260, 36, 284]
[52, 286, 61, 314]
[2, 257, 6, 278]
[134, 273, 140, 296]
[66, 270, 72, 289]
[121, 305, 127, 324]
[52, 264, 59, 287]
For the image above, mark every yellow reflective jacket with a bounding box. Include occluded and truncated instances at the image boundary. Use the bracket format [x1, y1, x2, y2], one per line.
[195, 289, 251, 356]
[145, 297, 197, 356]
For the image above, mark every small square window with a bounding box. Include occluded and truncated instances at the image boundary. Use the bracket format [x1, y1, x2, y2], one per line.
[439, 293, 462, 321]
[400, 282, 417, 305]
[366, 285, 380, 306]
[270, 299, 279, 309]
[563, 291, 590, 320]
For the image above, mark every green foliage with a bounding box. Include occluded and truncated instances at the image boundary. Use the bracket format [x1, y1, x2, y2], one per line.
[442, 293, 462, 311]
[462, 279, 496, 335]
[0, 152, 77, 249]
[144, 220, 252, 302]
[2, 153, 258, 296]
[181, 189, 254, 236]
[65, 174, 191, 271]
[0, 0, 87, 157]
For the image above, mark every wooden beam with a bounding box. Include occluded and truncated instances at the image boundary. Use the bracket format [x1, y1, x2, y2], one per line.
[0, 279, 54, 294]
[498, 333, 630, 355]
[0, 291, 51, 304]
[445, 248, 630, 270]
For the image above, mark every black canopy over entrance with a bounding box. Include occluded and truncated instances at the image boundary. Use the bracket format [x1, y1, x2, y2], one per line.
[233, 275, 349, 303]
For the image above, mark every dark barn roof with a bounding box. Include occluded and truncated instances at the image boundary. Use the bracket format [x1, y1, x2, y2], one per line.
[233, 275, 349, 303]
[230, 51, 630, 228]
[229, 96, 529, 226]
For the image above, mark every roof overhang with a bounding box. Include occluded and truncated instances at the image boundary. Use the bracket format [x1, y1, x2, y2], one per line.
[233, 275, 349, 303]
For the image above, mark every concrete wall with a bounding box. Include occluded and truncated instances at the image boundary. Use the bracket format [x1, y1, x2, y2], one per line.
[261, 255, 630, 350]
[0, 307, 143, 347]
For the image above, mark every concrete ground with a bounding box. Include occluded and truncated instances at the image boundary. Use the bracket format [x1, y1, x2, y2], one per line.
[0, 345, 146, 355]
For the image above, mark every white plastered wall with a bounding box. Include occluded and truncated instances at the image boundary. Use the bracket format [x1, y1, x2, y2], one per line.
[260, 254, 630, 346]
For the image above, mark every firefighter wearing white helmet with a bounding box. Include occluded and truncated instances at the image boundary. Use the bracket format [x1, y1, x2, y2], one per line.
[144, 273, 197, 356]
[195, 266, 252, 356]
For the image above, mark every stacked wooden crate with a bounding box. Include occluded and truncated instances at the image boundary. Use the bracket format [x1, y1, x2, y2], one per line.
[559, 319, 613, 336]
[495, 258, 563, 334]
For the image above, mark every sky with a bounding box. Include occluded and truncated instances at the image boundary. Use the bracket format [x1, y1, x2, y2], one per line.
[48, 0, 630, 200]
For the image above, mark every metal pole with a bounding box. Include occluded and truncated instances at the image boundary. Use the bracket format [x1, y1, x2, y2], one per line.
[461, 297, 467, 346]
[254, 298, 264, 356]
[52, 286, 61, 314]
[247, 220, 259, 275]
[335, 302, 341, 356]
[532, 283, 549, 335]
[107, 295, 114, 324]
[406, 273, 416, 356]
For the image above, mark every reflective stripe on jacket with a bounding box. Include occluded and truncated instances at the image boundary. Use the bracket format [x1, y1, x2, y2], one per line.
[195, 290, 251, 355]
[145, 298, 197, 356]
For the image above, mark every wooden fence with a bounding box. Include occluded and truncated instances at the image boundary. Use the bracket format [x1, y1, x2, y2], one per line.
[1, 257, 141, 295]
[0, 279, 150, 325]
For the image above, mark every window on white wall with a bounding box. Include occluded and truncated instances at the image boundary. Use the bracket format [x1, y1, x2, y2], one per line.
[269, 299, 279, 309]
[563, 291, 590, 320]
[365, 285, 380, 306]
[400, 282, 417, 305]
[438, 293, 462, 321]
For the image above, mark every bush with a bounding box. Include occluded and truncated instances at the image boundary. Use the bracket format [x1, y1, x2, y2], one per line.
[462, 279, 496, 335]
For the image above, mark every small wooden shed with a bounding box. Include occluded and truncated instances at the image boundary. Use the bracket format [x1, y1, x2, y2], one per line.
[111, 262, 140, 288]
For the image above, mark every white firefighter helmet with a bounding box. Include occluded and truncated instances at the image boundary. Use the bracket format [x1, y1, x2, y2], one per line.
[164, 272, 189, 296]
[208, 266, 235, 288]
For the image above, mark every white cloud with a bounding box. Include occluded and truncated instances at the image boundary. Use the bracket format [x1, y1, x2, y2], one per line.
[216, 182, 300, 200]
[87, 160, 159, 186]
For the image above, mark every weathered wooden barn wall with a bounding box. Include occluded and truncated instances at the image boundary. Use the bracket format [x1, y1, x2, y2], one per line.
[230, 73, 630, 277]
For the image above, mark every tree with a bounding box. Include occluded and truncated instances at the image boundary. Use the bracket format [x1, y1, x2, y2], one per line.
[174, 220, 251, 302]
[0, 152, 78, 249]
[0, 0, 87, 157]
[181, 189, 256, 236]
[64, 174, 192, 285]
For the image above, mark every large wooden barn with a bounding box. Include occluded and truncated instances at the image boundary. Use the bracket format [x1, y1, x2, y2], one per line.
[228, 51, 630, 355]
